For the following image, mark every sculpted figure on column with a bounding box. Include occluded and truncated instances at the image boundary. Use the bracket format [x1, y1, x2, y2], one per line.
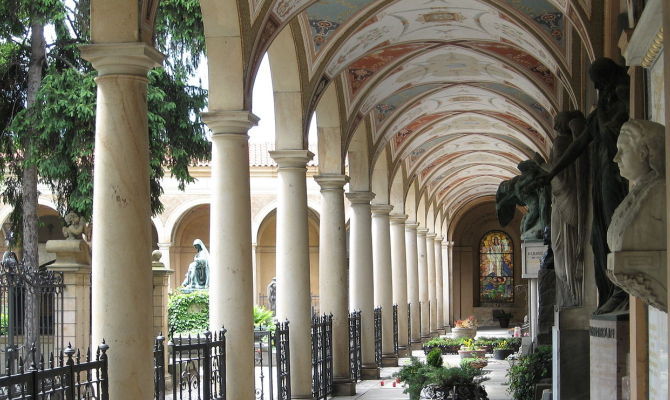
[550, 111, 588, 307]
[539, 58, 630, 314]
[607, 120, 667, 311]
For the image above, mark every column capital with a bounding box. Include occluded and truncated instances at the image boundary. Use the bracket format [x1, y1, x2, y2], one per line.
[405, 221, 419, 231]
[80, 42, 164, 76]
[426, 232, 436, 239]
[202, 110, 259, 135]
[314, 174, 349, 190]
[417, 228, 429, 236]
[434, 236, 443, 243]
[269, 149, 314, 168]
[371, 204, 394, 215]
[390, 213, 408, 224]
[346, 191, 375, 204]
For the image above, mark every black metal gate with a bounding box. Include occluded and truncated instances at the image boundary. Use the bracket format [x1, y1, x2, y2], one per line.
[158, 329, 226, 400]
[0, 252, 65, 375]
[348, 311, 361, 382]
[253, 320, 291, 400]
[392, 304, 398, 355]
[373, 307, 382, 366]
[310, 314, 332, 400]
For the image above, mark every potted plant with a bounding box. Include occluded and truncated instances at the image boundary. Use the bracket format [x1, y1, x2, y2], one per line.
[452, 316, 478, 338]
[394, 351, 489, 400]
[461, 357, 488, 370]
[493, 340, 515, 360]
[458, 339, 486, 359]
[492, 309, 513, 328]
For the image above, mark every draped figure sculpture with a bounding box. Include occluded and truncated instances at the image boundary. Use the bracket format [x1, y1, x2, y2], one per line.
[607, 120, 667, 311]
[496, 155, 551, 240]
[550, 111, 589, 307]
[182, 239, 210, 290]
[540, 58, 630, 314]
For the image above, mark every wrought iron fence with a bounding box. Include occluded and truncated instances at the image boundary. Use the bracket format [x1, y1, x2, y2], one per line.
[347, 311, 361, 382]
[392, 304, 398, 355]
[162, 329, 227, 400]
[310, 314, 332, 400]
[373, 307, 382, 366]
[0, 252, 65, 375]
[274, 321, 291, 400]
[0, 341, 109, 399]
[407, 303, 412, 346]
[153, 335, 166, 400]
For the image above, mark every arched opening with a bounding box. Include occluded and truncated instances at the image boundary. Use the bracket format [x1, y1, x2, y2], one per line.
[255, 208, 320, 311]
[451, 200, 526, 327]
[170, 204, 210, 290]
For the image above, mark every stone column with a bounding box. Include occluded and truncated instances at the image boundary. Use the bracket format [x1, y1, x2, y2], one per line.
[80, 42, 163, 400]
[269, 150, 314, 398]
[417, 228, 430, 338]
[434, 236, 444, 331]
[405, 222, 421, 346]
[202, 110, 258, 400]
[426, 233, 437, 334]
[347, 191, 379, 379]
[442, 241, 451, 328]
[371, 204, 397, 366]
[390, 214, 409, 354]
[45, 239, 92, 351]
[314, 175, 355, 395]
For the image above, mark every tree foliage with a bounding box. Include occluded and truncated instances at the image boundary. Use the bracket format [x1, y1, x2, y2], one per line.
[0, 0, 211, 229]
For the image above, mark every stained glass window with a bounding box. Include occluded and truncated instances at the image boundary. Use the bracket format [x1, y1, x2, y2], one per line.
[479, 231, 514, 303]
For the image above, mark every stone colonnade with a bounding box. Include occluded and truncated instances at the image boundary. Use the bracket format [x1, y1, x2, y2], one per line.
[81, 39, 450, 400]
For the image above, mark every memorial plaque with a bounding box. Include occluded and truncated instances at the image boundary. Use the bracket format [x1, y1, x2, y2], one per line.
[522, 240, 546, 278]
[590, 315, 629, 400]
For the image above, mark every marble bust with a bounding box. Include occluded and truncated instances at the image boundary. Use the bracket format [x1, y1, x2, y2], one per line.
[607, 119, 667, 311]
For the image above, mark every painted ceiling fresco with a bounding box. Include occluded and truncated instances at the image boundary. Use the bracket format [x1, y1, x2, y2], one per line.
[252, 0, 590, 219]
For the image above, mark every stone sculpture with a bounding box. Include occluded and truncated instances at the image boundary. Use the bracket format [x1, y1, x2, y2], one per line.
[62, 212, 87, 240]
[267, 277, 277, 314]
[550, 111, 588, 307]
[181, 239, 209, 291]
[540, 58, 630, 314]
[496, 156, 551, 240]
[607, 120, 667, 311]
[538, 226, 556, 344]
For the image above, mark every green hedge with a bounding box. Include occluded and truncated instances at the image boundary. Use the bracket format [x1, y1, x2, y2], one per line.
[167, 289, 209, 336]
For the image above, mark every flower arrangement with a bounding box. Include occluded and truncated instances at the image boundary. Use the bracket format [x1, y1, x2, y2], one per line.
[454, 316, 478, 329]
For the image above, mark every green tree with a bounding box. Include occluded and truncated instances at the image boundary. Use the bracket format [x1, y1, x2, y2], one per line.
[1, 0, 210, 230]
[0, 0, 209, 355]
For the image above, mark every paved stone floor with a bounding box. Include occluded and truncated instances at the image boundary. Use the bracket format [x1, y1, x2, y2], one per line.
[337, 328, 514, 399]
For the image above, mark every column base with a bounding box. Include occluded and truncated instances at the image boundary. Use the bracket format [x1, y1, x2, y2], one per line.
[397, 346, 411, 357]
[332, 379, 357, 396]
[410, 341, 424, 351]
[381, 353, 399, 367]
[361, 364, 380, 380]
[430, 330, 440, 338]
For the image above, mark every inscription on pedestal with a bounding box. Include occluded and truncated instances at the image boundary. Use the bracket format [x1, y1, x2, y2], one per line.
[589, 316, 629, 400]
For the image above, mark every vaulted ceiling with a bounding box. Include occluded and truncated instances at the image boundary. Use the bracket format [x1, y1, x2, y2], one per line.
[244, 0, 595, 219]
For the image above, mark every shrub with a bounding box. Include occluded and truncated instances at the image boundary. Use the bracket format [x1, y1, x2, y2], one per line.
[167, 289, 209, 336]
[507, 345, 552, 400]
[426, 348, 443, 367]
[254, 305, 275, 333]
[394, 356, 489, 400]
